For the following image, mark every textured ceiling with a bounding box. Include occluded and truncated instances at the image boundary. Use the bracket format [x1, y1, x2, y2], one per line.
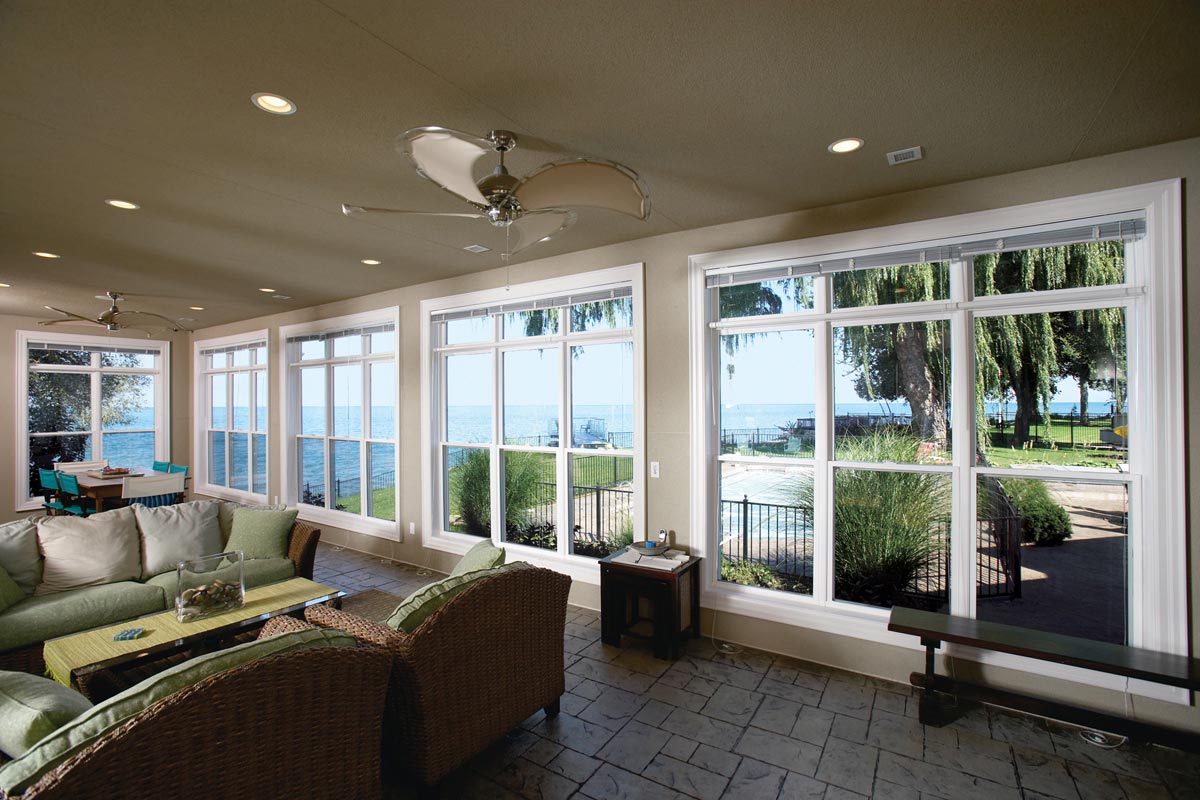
[1, 0, 1197, 327]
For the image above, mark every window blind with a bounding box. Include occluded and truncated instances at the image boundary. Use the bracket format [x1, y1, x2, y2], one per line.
[199, 340, 265, 357]
[431, 285, 633, 324]
[27, 341, 162, 356]
[285, 322, 395, 345]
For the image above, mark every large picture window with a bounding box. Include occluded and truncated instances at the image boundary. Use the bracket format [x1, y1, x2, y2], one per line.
[691, 183, 1185, 688]
[195, 333, 268, 500]
[17, 332, 169, 511]
[423, 265, 644, 571]
[281, 312, 398, 535]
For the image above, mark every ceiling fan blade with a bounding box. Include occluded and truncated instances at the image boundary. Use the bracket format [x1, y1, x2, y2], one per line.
[506, 209, 578, 256]
[42, 306, 99, 324]
[111, 310, 186, 331]
[515, 159, 650, 220]
[341, 203, 488, 221]
[397, 126, 491, 208]
[38, 317, 101, 327]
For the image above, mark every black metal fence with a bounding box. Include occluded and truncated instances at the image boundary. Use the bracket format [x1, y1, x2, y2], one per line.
[719, 496, 814, 580]
[572, 484, 633, 542]
[988, 411, 1124, 450]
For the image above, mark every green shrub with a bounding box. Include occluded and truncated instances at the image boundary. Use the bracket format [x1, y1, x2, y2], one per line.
[449, 449, 491, 536]
[720, 560, 783, 590]
[1000, 478, 1073, 546]
[449, 450, 555, 540]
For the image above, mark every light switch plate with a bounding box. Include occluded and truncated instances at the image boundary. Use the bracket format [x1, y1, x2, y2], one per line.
[650, 461, 660, 478]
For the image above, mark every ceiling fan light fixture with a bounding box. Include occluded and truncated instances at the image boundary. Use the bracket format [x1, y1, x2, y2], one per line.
[33, 251, 61, 259]
[251, 92, 296, 115]
[105, 199, 140, 210]
[828, 137, 864, 154]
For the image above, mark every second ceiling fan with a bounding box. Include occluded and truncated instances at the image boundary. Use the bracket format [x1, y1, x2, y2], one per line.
[342, 126, 650, 256]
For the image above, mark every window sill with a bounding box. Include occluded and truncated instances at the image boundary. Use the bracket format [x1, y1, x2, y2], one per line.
[194, 485, 268, 505]
[424, 530, 603, 584]
[297, 504, 399, 541]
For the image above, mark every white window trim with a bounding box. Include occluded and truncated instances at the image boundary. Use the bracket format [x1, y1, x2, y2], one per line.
[279, 308, 400, 540]
[193, 329, 269, 504]
[15, 329, 171, 513]
[420, 264, 646, 584]
[688, 180, 1185, 701]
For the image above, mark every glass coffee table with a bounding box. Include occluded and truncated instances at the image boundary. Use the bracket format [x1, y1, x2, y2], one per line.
[43, 578, 344, 701]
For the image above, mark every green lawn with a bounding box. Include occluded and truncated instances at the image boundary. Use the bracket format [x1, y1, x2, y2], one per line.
[335, 485, 396, 520]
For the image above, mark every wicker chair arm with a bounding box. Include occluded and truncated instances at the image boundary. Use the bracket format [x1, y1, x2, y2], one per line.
[258, 615, 316, 638]
[304, 604, 407, 651]
[286, 522, 321, 579]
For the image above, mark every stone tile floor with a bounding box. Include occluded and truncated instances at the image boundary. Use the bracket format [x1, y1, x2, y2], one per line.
[314, 543, 1200, 799]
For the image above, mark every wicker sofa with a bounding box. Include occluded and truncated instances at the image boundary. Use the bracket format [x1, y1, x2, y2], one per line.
[0, 619, 390, 800]
[304, 564, 571, 789]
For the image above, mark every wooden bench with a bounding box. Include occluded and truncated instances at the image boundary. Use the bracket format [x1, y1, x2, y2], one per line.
[888, 606, 1200, 750]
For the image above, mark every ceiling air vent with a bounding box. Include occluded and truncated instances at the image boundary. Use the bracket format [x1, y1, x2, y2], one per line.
[886, 146, 923, 166]
[463, 244, 490, 253]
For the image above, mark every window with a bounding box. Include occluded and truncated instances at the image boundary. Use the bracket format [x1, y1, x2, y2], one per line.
[195, 333, 268, 500]
[691, 183, 1185, 691]
[17, 332, 169, 511]
[423, 265, 644, 572]
[281, 311, 398, 535]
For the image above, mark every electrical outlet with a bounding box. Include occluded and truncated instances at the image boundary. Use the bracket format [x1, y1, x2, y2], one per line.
[409, 522, 416, 536]
[650, 461, 660, 478]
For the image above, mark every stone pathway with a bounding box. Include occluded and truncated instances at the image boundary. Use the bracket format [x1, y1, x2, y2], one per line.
[313, 543, 1199, 799]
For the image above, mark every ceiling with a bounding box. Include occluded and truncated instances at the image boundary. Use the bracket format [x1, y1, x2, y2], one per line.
[1, 0, 1198, 328]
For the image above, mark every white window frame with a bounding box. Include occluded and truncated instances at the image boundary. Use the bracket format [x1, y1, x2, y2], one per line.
[193, 330, 269, 503]
[689, 180, 1185, 700]
[15, 329, 171, 512]
[421, 264, 646, 584]
[279, 308, 400, 539]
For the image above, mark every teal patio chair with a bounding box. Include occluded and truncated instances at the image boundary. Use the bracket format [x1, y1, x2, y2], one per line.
[152, 460, 171, 472]
[168, 463, 189, 475]
[52, 471, 96, 517]
[122, 473, 186, 508]
[37, 468, 66, 515]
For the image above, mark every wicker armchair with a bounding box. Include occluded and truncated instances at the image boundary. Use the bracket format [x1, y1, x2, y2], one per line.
[4, 628, 391, 799]
[305, 565, 572, 788]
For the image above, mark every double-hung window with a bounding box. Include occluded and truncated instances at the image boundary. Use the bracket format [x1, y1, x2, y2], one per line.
[17, 331, 169, 511]
[422, 265, 644, 575]
[195, 332, 268, 501]
[690, 182, 1185, 692]
[281, 310, 399, 535]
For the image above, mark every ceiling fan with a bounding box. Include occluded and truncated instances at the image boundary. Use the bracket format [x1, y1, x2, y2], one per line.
[342, 126, 650, 257]
[40, 291, 190, 334]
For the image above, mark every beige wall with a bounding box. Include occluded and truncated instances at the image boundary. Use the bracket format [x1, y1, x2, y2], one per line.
[190, 136, 1198, 731]
[0, 313, 192, 520]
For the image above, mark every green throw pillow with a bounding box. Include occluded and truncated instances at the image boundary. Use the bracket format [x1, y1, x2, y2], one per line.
[0, 671, 93, 759]
[386, 561, 531, 634]
[0, 627, 355, 796]
[0, 566, 25, 615]
[225, 507, 299, 560]
[449, 538, 506, 578]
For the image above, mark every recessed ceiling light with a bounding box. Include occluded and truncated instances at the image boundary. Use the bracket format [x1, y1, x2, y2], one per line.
[251, 92, 296, 115]
[463, 244, 490, 253]
[272, 294, 291, 300]
[360, 258, 381, 266]
[105, 199, 140, 210]
[828, 137, 864, 154]
[0, 283, 10, 288]
[259, 288, 276, 293]
[33, 251, 61, 259]
[189, 306, 205, 311]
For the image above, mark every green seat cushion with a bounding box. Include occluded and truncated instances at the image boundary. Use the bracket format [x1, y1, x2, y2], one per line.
[225, 508, 298, 560]
[0, 582, 166, 653]
[0, 566, 25, 615]
[0, 627, 357, 796]
[0, 519, 41, 597]
[142, 558, 294, 598]
[449, 538, 506, 578]
[386, 562, 531, 634]
[0, 671, 92, 759]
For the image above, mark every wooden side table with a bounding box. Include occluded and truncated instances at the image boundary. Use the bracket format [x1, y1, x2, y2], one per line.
[600, 550, 701, 660]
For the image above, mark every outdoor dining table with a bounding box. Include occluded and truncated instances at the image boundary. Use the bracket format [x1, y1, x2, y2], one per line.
[72, 468, 190, 513]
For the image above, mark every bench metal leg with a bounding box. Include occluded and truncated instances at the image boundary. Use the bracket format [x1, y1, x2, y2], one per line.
[917, 637, 949, 726]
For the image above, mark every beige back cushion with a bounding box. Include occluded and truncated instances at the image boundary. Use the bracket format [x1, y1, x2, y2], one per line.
[35, 508, 141, 596]
[134, 500, 223, 578]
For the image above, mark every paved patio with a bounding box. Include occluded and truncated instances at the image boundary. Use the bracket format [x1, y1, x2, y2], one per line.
[314, 543, 1199, 799]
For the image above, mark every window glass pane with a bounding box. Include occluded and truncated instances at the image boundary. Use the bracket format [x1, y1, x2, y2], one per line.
[834, 320, 951, 462]
[503, 451, 557, 550]
[976, 307, 1126, 470]
[370, 362, 395, 440]
[29, 372, 91, 432]
[209, 352, 228, 369]
[833, 467, 950, 612]
[504, 309, 560, 339]
[298, 438, 326, 506]
[29, 434, 92, 496]
[299, 340, 325, 360]
[254, 346, 267, 364]
[300, 367, 325, 436]
[570, 298, 632, 332]
[101, 352, 156, 368]
[103, 431, 155, 469]
[974, 242, 1125, 297]
[446, 316, 492, 345]
[718, 462, 813, 595]
[210, 374, 227, 429]
[254, 371, 267, 432]
[504, 348, 559, 446]
[370, 330, 395, 353]
[332, 363, 363, 438]
[719, 277, 813, 319]
[30, 348, 90, 365]
[368, 442, 395, 520]
[831, 262, 950, 309]
[446, 353, 491, 444]
[332, 440, 361, 514]
[570, 455, 634, 557]
[446, 446, 489, 536]
[231, 348, 251, 367]
[229, 432, 249, 491]
[976, 476, 1127, 644]
[102, 373, 155, 432]
[332, 334, 362, 358]
[231, 372, 250, 430]
[719, 330, 815, 459]
[209, 431, 227, 486]
[569, 342, 633, 450]
[252, 433, 267, 495]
